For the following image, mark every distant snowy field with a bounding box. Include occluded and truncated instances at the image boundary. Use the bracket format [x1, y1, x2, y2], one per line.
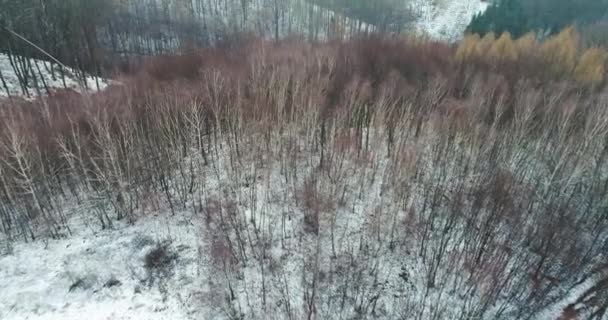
[410, 0, 489, 41]
[0, 54, 108, 100]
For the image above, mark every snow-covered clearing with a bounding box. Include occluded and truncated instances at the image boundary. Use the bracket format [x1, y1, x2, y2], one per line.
[410, 0, 489, 41]
[0, 210, 204, 320]
[0, 54, 108, 100]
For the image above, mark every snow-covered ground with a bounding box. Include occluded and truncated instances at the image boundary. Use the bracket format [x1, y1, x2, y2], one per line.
[1, 135, 605, 319]
[0, 54, 108, 100]
[0, 210, 206, 320]
[410, 0, 489, 41]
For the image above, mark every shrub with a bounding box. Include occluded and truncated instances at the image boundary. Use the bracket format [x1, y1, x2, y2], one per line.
[299, 176, 336, 235]
[144, 241, 177, 274]
[144, 53, 203, 81]
[301, 178, 322, 235]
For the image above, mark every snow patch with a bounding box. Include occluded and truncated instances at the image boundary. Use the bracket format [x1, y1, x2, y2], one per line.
[410, 0, 489, 41]
[0, 54, 108, 100]
[0, 212, 207, 320]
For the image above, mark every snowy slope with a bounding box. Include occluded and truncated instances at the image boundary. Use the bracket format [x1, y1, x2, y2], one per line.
[410, 0, 489, 41]
[0, 54, 108, 100]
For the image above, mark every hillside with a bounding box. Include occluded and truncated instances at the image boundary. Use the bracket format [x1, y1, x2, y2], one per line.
[0, 0, 488, 100]
[3, 1, 608, 320]
[1, 31, 608, 319]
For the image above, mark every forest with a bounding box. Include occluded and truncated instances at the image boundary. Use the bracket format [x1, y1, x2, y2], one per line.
[1, 1, 608, 319]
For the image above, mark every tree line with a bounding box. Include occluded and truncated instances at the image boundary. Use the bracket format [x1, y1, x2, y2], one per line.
[467, 0, 608, 38]
[0, 0, 408, 98]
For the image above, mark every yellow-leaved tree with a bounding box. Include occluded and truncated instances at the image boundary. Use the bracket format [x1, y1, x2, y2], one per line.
[476, 32, 496, 58]
[515, 32, 537, 58]
[489, 32, 518, 63]
[574, 48, 608, 87]
[455, 34, 481, 63]
[539, 26, 579, 78]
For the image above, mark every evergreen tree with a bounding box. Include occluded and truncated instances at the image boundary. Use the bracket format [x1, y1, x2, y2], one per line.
[467, 0, 608, 38]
